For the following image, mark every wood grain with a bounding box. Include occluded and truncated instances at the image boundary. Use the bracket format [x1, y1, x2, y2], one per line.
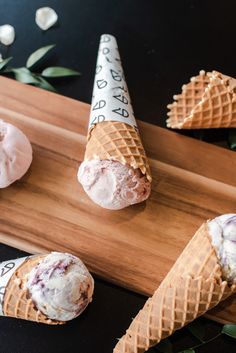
[0, 76, 235, 324]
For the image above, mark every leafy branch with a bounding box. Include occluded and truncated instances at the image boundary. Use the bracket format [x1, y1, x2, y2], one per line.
[228, 129, 236, 150]
[155, 323, 236, 353]
[0, 44, 80, 92]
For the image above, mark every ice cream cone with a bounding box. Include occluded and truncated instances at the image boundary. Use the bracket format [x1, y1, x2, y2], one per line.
[84, 34, 151, 182]
[167, 70, 236, 129]
[85, 121, 151, 182]
[113, 222, 236, 353]
[2, 255, 63, 324]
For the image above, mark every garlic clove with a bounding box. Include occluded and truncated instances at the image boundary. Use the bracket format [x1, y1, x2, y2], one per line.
[0, 25, 15, 46]
[35, 7, 58, 31]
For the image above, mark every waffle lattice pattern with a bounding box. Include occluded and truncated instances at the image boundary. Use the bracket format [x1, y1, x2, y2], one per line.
[85, 121, 152, 182]
[167, 70, 236, 129]
[3, 256, 63, 325]
[113, 224, 236, 353]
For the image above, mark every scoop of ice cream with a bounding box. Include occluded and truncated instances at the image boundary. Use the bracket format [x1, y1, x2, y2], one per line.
[208, 214, 236, 284]
[0, 120, 32, 188]
[78, 159, 151, 210]
[26, 252, 94, 321]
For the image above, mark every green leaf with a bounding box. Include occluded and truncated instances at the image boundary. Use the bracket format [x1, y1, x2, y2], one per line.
[12, 67, 39, 84]
[155, 338, 173, 353]
[34, 76, 56, 92]
[41, 66, 81, 77]
[178, 349, 195, 353]
[222, 324, 236, 339]
[228, 129, 236, 150]
[187, 320, 205, 342]
[26, 44, 56, 69]
[0, 57, 13, 70]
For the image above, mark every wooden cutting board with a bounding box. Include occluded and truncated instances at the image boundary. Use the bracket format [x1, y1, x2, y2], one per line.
[0, 76, 235, 324]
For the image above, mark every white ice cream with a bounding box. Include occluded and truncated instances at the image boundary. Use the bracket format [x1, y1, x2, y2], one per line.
[26, 252, 94, 321]
[0, 120, 32, 188]
[78, 159, 151, 210]
[208, 214, 236, 284]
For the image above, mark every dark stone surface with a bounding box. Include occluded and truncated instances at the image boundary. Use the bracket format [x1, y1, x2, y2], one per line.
[0, 1, 235, 352]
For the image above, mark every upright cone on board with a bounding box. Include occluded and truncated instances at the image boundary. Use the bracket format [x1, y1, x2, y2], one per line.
[167, 70, 236, 129]
[83, 34, 151, 182]
[0, 255, 63, 324]
[113, 222, 236, 353]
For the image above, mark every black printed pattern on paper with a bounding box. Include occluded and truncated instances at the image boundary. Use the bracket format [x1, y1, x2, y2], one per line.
[89, 34, 137, 130]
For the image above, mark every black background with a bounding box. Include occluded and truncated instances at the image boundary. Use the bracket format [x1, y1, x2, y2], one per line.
[0, 1, 235, 352]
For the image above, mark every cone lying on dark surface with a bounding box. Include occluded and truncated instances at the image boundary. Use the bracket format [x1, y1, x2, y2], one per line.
[167, 70, 236, 129]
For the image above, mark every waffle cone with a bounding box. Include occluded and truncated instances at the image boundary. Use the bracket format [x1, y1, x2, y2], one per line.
[85, 121, 152, 182]
[3, 255, 64, 325]
[167, 70, 236, 129]
[113, 223, 236, 353]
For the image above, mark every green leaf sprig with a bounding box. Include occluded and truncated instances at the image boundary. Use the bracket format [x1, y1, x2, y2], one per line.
[222, 324, 236, 339]
[155, 323, 236, 353]
[0, 44, 80, 92]
[228, 129, 236, 150]
[26, 44, 56, 69]
[0, 57, 13, 70]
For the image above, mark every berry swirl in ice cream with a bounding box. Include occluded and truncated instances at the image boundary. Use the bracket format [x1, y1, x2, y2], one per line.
[208, 214, 236, 284]
[26, 252, 94, 321]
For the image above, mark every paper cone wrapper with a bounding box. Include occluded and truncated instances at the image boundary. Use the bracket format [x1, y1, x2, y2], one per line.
[0, 255, 63, 324]
[167, 70, 236, 129]
[84, 34, 151, 182]
[113, 223, 236, 353]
